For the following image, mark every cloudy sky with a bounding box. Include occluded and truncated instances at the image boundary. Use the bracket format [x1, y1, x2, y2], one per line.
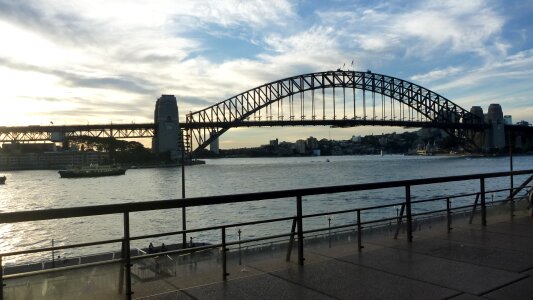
[1, 0, 532, 148]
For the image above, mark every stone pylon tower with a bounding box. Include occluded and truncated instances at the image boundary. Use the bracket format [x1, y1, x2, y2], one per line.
[486, 103, 505, 150]
[152, 95, 180, 160]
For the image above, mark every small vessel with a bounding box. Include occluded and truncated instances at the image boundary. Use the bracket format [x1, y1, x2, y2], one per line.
[0, 176, 5, 184]
[58, 164, 126, 178]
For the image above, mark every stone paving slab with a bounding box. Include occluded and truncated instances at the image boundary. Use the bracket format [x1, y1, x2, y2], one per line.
[138, 214, 533, 299]
[375, 237, 533, 272]
[446, 228, 533, 253]
[338, 247, 526, 295]
[482, 269, 533, 300]
[272, 259, 459, 300]
[481, 221, 533, 238]
[184, 273, 333, 300]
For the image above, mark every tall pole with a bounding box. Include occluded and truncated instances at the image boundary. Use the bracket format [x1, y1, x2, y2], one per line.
[181, 130, 187, 248]
[509, 131, 514, 218]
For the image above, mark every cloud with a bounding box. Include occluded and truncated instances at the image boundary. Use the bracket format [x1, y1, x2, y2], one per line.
[0, 0, 532, 144]
[0, 0, 101, 47]
[410, 67, 463, 83]
[317, 0, 505, 60]
[0, 56, 157, 94]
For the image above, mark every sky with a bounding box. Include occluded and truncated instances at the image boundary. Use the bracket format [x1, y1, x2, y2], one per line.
[0, 0, 532, 148]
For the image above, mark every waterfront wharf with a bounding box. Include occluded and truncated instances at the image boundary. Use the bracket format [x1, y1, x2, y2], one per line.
[1, 170, 533, 299]
[145, 208, 533, 299]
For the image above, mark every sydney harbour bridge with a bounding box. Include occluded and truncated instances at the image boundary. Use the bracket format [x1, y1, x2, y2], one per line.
[1, 70, 532, 154]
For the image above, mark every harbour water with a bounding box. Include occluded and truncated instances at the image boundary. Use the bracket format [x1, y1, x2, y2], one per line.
[0, 155, 531, 264]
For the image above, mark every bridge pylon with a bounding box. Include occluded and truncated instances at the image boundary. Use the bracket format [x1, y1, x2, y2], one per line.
[152, 95, 181, 160]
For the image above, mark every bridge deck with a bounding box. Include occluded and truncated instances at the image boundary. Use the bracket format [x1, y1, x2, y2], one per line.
[138, 207, 533, 299]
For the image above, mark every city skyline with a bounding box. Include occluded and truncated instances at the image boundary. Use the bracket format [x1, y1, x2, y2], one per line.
[1, 0, 532, 148]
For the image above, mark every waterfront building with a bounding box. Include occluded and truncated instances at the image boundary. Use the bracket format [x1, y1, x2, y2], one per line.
[307, 136, 318, 150]
[0, 151, 108, 170]
[351, 135, 362, 143]
[295, 140, 306, 154]
[504, 115, 513, 125]
[269, 139, 279, 147]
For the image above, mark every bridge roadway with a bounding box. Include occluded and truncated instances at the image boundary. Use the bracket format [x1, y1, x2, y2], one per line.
[0, 120, 499, 142]
[137, 207, 533, 299]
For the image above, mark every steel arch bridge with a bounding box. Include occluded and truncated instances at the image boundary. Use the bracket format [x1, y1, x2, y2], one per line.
[186, 70, 485, 154]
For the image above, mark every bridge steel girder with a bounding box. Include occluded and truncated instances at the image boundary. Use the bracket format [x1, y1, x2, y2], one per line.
[0, 124, 156, 143]
[186, 70, 484, 154]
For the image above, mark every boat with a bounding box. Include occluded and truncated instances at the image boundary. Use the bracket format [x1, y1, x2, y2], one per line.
[58, 164, 126, 178]
[0, 176, 5, 184]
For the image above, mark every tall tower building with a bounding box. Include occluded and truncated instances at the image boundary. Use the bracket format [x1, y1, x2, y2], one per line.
[152, 95, 180, 160]
[468, 106, 485, 150]
[486, 103, 505, 150]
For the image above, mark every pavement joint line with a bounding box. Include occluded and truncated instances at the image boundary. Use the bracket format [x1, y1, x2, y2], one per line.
[329, 253, 465, 294]
[477, 273, 530, 297]
[259, 266, 340, 300]
[179, 288, 199, 300]
[442, 291, 470, 300]
[371, 238, 533, 274]
[519, 266, 533, 273]
[186, 263, 339, 300]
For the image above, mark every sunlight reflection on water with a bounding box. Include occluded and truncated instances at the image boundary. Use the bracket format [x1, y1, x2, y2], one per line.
[0, 155, 531, 263]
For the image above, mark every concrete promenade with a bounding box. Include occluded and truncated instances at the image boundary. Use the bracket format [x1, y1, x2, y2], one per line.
[140, 206, 533, 300]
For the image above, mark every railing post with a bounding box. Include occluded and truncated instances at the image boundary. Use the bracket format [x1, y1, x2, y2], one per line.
[405, 185, 413, 242]
[480, 177, 487, 226]
[357, 209, 363, 252]
[123, 212, 133, 300]
[328, 216, 332, 248]
[469, 193, 480, 224]
[182, 208, 187, 249]
[238, 229, 242, 265]
[0, 255, 3, 300]
[394, 203, 405, 239]
[221, 227, 229, 280]
[446, 197, 452, 233]
[296, 195, 305, 266]
[181, 130, 187, 249]
[509, 131, 515, 218]
[51, 239, 55, 268]
[285, 218, 297, 262]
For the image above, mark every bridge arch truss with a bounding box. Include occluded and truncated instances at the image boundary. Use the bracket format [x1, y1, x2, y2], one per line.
[186, 70, 484, 154]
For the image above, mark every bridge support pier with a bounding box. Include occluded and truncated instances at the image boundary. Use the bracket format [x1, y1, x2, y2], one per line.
[152, 95, 181, 160]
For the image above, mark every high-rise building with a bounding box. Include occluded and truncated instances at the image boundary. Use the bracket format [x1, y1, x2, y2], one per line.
[487, 104, 505, 149]
[295, 140, 306, 154]
[152, 95, 180, 160]
[504, 115, 513, 125]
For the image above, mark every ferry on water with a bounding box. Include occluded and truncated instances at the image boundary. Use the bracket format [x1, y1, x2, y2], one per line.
[0, 176, 5, 184]
[58, 164, 126, 178]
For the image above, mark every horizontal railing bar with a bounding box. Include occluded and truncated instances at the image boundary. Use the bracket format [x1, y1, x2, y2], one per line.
[3, 257, 126, 280]
[131, 244, 217, 261]
[304, 208, 361, 219]
[225, 232, 293, 247]
[2, 197, 515, 277]
[1, 238, 124, 257]
[1, 170, 531, 223]
[129, 216, 296, 242]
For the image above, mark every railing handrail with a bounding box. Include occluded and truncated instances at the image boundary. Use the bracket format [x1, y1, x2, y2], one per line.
[1, 169, 532, 224]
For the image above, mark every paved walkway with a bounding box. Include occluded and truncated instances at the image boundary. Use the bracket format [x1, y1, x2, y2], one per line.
[140, 207, 533, 299]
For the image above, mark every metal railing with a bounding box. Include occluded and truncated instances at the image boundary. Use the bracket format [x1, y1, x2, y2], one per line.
[0, 169, 532, 299]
